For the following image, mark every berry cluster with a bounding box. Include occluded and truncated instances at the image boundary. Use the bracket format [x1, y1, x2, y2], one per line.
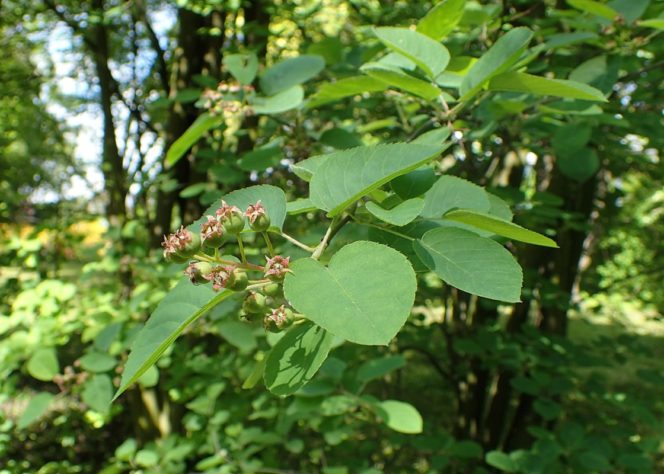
[161, 200, 294, 332]
[198, 82, 255, 116]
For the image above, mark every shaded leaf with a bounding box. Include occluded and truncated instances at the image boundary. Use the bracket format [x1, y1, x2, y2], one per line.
[114, 280, 232, 400]
[18, 393, 54, 429]
[286, 198, 317, 215]
[238, 146, 282, 171]
[366, 198, 425, 226]
[82, 374, 113, 414]
[391, 168, 437, 200]
[557, 147, 599, 182]
[486, 451, 518, 472]
[356, 355, 406, 383]
[264, 322, 334, 396]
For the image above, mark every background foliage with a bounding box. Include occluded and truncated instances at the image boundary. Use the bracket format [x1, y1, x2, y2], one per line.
[1, 0, 663, 473]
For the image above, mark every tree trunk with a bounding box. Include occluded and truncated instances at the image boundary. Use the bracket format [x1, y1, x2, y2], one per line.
[151, 8, 225, 245]
[90, 0, 127, 223]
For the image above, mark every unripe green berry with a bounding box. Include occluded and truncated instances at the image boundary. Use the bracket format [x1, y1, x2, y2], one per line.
[221, 213, 245, 234]
[226, 267, 248, 291]
[184, 261, 213, 285]
[162, 228, 199, 262]
[245, 201, 271, 232]
[250, 214, 270, 232]
[216, 201, 245, 234]
[242, 291, 268, 314]
[263, 305, 294, 333]
[166, 252, 189, 264]
[176, 231, 201, 258]
[262, 282, 282, 297]
[201, 216, 225, 249]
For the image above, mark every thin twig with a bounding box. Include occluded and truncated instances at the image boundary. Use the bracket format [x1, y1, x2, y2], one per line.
[272, 230, 316, 252]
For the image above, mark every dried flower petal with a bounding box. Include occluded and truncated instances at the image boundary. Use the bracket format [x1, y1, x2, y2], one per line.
[245, 200, 266, 225]
[264, 255, 290, 279]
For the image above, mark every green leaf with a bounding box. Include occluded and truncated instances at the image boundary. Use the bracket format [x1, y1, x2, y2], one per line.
[443, 210, 558, 247]
[27, 348, 59, 381]
[308, 76, 387, 107]
[460, 27, 533, 100]
[421, 176, 490, 218]
[356, 355, 406, 383]
[237, 146, 282, 171]
[263, 322, 334, 396]
[486, 451, 518, 472]
[286, 198, 316, 215]
[18, 392, 54, 429]
[284, 241, 417, 345]
[79, 352, 117, 373]
[242, 356, 266, 389]
[179, 183, 211, 199]
[374, 400, 423, 434]
[366, 198, 425, 226]
[291, 154, 328, 182]
[368, 220, 440, 273]
[251, 85, 304, 114]
[557, 147, 599, 182]
[166, 113, 222, 167]
[361, 63, 442, 100]
[609, 0, 649, 22]
[138, 365, 159, 388]
[488, 193, 513, 221]
[567, 0, 619, 20]
[114, 280, 232, 400]
[639, 18, 664, 30]
[223, 53, 258, 85]
[543, 32, 599, 49]
[174, 88, 201, 104]
[449, 440, 483, 459]
[320, 128, 363, 149]
[391, 168, 437, 200]
[135, 450, 159, 468]
[310, 143, 445, 216]
[553, 123, 592, 156]
[488, 72, 607, 102]
[412, 127, 452, 146]
[414, 227, 523, 302]
[82, 374, 113, 414]
[193, 185, 287, 233]
[260, 55, 325, 96]
[374, 27, 450, 78]
[417, 0, 466, 40]
[217, 320, 257, 352]
[569, 56, 616, 94]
